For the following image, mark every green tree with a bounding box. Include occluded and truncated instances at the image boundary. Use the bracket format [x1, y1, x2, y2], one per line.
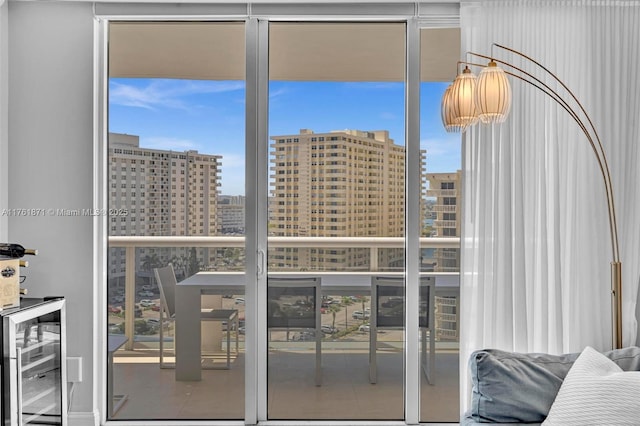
[141, 253, 161, 274]
[329, 303, 341, 331]
[360, 296, 370, 324]
[341, 296, 353, 327]
[169, 255, 186, 280]
[187, 247, 203, 277]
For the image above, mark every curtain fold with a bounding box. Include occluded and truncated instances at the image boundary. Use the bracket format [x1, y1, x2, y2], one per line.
[460, 0, 640, 416]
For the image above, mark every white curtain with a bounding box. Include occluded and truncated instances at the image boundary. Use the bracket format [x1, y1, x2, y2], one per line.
[460, 0, 640, 415]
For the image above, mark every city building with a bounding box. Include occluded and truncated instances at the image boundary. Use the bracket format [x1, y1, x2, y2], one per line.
[269, 128, 426, 271]
[108, 132, 222, 284]
[218, 195, 245, 234]
[424, 172, 462, 341]
[426, 171, 462, 272]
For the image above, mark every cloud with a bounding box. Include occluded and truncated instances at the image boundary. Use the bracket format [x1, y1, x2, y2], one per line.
[110, 79, 245, 110]
[269, 87, 289, 99]
[140, 136, 203, 152]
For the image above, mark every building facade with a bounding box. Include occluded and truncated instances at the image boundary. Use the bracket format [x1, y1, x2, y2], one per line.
[218, 195, 246, 234]
[108, 132, 222, 284]
[425, 171, 461, 273]
[269, 128, 425, 271]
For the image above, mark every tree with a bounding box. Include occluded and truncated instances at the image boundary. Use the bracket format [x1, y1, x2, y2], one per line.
[141, 253, 161, 286]
[360, 296, 370, 323]
[187, 247, 201, 276]
[341, 296, 354, 327]
[169, 255, 187, 280]
[329, 303, 341, 331]
[141, 253, 161, 274]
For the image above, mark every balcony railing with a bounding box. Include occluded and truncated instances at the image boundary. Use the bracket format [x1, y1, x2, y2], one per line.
[433, 220, 457, 228]
[431, 205, 457, 213]
[108, 236, 460, 349]
[426, 189, 457, 197]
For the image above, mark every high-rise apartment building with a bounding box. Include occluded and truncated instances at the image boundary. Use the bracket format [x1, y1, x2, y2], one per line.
[108, 132, 222, 284]
[269, 129, 425, 271]
[424, 171, 461, 341]
[218, 195, 245, 234]
[426, 171, 461, 272]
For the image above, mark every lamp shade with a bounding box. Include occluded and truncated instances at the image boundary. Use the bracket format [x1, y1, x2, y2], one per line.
[450, 66, 479, 129]
[475, 61, 511, 123]
[441, 84, 464, 133]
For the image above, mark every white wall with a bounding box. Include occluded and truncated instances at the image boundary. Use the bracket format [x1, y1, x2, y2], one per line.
[0, 0, 8, 241]
[8, 1, 96, 421]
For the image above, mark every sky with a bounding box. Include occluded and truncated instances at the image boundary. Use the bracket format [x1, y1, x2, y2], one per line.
[109, 78, 461, 196]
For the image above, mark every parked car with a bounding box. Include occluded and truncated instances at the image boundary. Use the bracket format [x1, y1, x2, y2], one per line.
[358, 323, 370, 333]
[139, 299, 155, 307]
[138, 291, 154, 297]
[352, 310, 370, 320]
[321, 325, 338, 334]
[141, 284, 154, 291]
[111, 295, 124, 303]
[146, 318, 160, 328]
[108, 323, 122, 334]
[150, 304, 161, 312]
[294, 329, 316, 341]
[108, 305, 122, 314]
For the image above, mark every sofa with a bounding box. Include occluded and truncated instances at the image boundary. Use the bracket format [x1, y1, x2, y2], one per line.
[462, 346, 640, 425]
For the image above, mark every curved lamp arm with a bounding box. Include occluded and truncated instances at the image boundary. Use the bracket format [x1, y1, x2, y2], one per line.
[455, 46, 622, 349]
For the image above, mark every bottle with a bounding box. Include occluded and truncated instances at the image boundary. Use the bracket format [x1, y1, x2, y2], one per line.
[19, 260, 28, 268]
[0, 243, 38, 258]
[19, 288, 28, 295]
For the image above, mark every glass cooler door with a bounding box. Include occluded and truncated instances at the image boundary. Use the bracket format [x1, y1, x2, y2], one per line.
[5, 299, 67, 426]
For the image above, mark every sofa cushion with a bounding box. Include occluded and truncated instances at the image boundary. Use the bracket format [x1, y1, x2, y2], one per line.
[468, 346, 640, 423]
[542, 346, 640, 425]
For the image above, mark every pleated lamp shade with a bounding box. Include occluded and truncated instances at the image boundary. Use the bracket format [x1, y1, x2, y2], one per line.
[441, 84, 464, 133]
[475, 61, 512, 123]
[450, 67, 479, 130]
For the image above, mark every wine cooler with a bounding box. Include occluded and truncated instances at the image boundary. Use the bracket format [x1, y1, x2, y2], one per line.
[1, 298, 67, 425]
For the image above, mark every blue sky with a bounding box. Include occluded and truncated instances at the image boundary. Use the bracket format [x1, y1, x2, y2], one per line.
[109, 78, 461, 195]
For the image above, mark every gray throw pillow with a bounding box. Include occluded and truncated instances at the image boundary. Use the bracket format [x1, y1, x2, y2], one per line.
[469, 346, 640, 423]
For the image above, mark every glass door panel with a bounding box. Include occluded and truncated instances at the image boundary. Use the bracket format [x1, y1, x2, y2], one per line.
[107, 21, 246, 421]
[267, 22, 406, 421]
[419, 27, 461, 423]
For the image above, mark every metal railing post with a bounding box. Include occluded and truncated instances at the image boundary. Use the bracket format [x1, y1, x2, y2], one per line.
[370, 246, 379, 272]
[124, 245, 135, 350]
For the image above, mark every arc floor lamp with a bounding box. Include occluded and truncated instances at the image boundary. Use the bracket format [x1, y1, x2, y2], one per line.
[442, 44, 622, 349]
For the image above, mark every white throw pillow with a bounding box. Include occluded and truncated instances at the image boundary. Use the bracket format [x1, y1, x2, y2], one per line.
[542, 346, 640, 425]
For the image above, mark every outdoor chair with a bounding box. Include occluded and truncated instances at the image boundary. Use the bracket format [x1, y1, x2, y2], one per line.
[369, 276, 436, 384]
[154, 264, 239, 369]
[267, 276, 322, 386]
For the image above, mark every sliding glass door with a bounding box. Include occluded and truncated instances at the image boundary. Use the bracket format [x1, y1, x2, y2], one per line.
[101, 11, 461, 424]
[266, 22, 407, 420]
[106, 21, 246, 421]
[418, 27, 462, 423]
